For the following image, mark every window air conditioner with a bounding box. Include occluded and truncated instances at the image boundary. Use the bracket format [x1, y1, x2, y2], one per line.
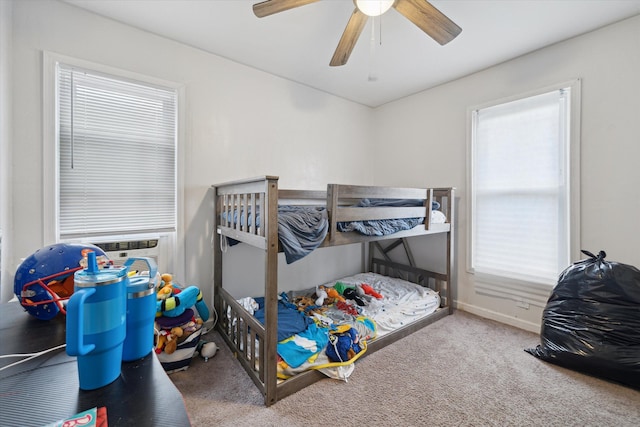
[93, 238, 163, 275]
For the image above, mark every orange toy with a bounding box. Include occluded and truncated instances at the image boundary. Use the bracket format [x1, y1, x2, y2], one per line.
[359, 283, 383, 299]
[325, 286, 346, 303]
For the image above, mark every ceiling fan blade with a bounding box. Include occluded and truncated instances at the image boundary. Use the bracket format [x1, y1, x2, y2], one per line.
[253, 0, 320, 18]
[393, 0, 462, 45]
[330, 8, 368, 67]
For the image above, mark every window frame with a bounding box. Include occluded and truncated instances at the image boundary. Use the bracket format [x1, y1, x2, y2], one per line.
[466, 80, 581, 303]
[42, 52, 185, 278]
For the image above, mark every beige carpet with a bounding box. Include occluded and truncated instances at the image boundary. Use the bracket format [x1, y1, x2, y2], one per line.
[170, 311, 640, 426]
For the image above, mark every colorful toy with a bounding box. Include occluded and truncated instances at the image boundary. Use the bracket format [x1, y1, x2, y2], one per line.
[343, 287, 365, 306]
[292, 296, 326, 317]
[165, 327, 185, 354]
[359, 283, 383, 299]
[336, 301, 359, 316]
[157, 285, 210, 321]
[324, 286, 345, 303]
[154, 307, 205, 372]
[156, 326, 184, 354]
[155, 316, 204, 355]
[293, 296, 315, 311]
[157, 273, 177, 300]
[333, 281, 352, 295]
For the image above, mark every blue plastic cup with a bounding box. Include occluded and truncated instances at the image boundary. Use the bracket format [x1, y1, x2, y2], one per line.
[122, 257, 158, 362]
[66, 251, 128, 390]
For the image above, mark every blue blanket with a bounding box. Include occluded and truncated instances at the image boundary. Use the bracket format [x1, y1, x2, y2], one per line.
[278, 206, 328, 264]
[222, 206, 328, 264]
[253, 293, 313, 342]
[337, 217, 424, 236]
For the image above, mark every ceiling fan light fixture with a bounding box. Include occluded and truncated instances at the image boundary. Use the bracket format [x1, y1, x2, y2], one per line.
[254, 0, 461, 66]
[355, 0, 395, 17]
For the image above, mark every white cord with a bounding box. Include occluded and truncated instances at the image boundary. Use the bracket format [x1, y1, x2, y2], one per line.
[219, 233, 228, 253]
[0, 344, 67, 372]
[201, 307, 219, 336]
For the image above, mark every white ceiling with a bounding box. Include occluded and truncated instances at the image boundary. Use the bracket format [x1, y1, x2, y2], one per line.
[64, 0, 640, 107]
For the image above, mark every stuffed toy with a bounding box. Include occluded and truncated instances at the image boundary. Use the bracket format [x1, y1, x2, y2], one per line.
[156, 284, 210, 321]
[354, 285, 368, 299]
[155, 326, 184, 355]
[343, 287, 365, 306]
[333, 281, 368, 306]
[333, 281, 352, 295]
[181, 319, 202, 335]
[324, 286, 345, 303]
[359, 283, 383, 299]
[293, 296, 315, 311]
[198, 341, 218, 362]
[157, 273, 180, 300]
[293, 296, 325, 316]
[164, 327, 184, 354]
[315, 287, 328, 306]
[155, 315, 204, 355]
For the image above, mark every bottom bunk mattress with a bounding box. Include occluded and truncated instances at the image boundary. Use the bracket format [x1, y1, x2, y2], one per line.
[315, 272, 441, 337]
[229, 272, 441, 380]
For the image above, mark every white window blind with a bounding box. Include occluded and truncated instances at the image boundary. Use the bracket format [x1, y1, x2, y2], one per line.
[58, 64, 177, 239]
[471, 88, 571, 286]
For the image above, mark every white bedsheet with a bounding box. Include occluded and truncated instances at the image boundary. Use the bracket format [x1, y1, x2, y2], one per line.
[319, 272, 441, 337]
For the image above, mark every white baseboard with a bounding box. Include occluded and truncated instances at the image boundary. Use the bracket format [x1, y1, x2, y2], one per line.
[454, 301, 541, 334]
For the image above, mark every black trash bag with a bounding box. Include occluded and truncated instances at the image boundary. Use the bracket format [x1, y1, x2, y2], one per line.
[525, 250, 640, 389]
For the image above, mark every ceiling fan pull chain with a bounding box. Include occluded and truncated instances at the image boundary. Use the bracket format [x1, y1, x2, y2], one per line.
[368, 17, 378, 82]
[379, 12, 383, 46]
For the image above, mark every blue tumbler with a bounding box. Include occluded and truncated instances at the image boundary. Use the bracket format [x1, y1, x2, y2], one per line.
[122, 257, 158, 361]
[66, 251, 128, 390]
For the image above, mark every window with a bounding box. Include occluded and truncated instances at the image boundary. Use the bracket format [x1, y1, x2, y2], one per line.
[56, 64, 177, 239]
[469, 81, 580, 292]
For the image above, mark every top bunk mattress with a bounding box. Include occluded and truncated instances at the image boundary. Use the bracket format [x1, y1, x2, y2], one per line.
[223, 199, 446, 264]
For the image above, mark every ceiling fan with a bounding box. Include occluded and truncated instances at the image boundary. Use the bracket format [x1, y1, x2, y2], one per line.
[252, 0, 462, 66]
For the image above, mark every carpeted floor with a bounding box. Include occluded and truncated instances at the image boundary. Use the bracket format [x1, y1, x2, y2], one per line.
[170, 310, 640, 426]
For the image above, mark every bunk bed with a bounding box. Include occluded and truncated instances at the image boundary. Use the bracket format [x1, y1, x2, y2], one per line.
[212, 176, 455, 406]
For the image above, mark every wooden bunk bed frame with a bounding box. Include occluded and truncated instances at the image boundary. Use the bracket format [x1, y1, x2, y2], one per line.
[212, 176, 455, 406]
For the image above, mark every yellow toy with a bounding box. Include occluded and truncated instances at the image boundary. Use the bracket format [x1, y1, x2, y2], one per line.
[157, 273, 175, 300]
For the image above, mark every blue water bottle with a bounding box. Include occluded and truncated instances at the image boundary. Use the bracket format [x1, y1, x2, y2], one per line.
[66, 251, 128, 390]
[122, 257, 158, 361]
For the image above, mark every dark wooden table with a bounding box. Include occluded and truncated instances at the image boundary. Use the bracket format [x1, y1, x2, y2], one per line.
[0, 302, 191, 427]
